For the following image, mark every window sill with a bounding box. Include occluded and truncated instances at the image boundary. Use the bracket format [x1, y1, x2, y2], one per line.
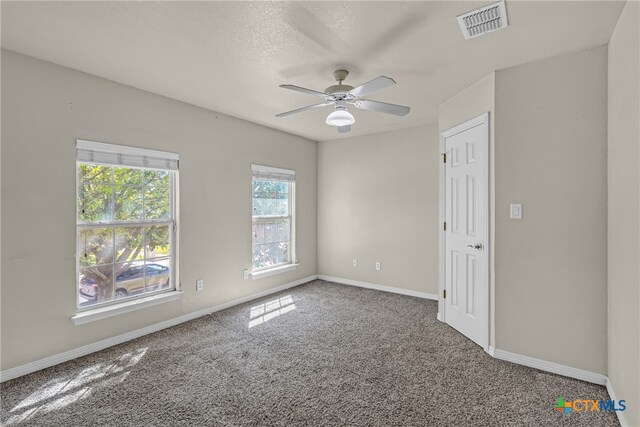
[251, 264, 298, 280]
[71, 291, 183, 326]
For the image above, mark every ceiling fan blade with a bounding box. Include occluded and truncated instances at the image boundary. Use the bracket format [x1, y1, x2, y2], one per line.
[279, 84, 330, 99]
[349, 76, 396, 97]
[337, 125, 351, 133]
[276, 102, 333, 117]
[354, 99, 410, 116]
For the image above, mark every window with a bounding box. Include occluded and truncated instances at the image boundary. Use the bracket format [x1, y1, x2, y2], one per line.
[251, 164, 295, 273]
[76, 140, 178, 310]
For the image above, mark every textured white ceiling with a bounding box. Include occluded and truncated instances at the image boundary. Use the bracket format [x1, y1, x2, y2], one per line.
[1, 1, 624, 141]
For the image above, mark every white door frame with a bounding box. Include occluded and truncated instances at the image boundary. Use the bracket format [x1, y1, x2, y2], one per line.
[439, 112, 491, 351]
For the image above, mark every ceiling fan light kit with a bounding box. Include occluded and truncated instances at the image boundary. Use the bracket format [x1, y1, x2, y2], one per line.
[325, 101, 355, 127]
[277, 69, 410, 133]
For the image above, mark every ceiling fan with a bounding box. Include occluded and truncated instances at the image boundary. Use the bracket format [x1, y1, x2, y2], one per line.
[276, 70, 411, 133]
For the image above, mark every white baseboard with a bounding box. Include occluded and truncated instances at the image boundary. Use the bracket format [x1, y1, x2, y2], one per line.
[490, 347, 607, 385]
[0, 275, 318, 383]
[606, 378, 630, 427]
[317, 275, 438, 300]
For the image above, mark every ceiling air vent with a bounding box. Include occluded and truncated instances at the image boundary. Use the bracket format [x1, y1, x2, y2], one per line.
[457, 1, 509, 40]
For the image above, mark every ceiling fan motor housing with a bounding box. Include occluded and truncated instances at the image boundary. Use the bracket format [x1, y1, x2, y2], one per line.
[324, 84, 355, 99]
[325, 70, 354, 100]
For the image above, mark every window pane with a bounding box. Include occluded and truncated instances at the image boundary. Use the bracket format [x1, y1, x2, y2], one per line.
[79, 228, 114, 267]
[276, 182, 289, 212]
[253, 179, 288, 217]
[144, 185, 171, 220]
[253, 243, 275, 269]
[277, 219, 290, 242]
[114, 185, 143, 221]
[252, 179, 268, 198]
[115, 226, 144, 262]
[145, 225, 170, 259]
[276, 197, 289, 216]
[263, 221, 276, 243]
[277, 241, 289, 264]
[264, 199, 277, 216]
[252, 197, 264, 216]
[253, 223, 265, 244]
[114, 261, 145, 299]
[79, 164, 111, 184]
[78, 184, 113, 222]
[254, 197, 276, 216]
[114, 167, 143, 185]
[252, 241, 289, 270]
[79, 266, 113, 305]
[145, 259, 171, 293]
[145, 170, 170, 187]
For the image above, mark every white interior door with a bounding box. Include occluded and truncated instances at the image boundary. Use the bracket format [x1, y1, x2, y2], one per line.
[442, 113, 489, 349]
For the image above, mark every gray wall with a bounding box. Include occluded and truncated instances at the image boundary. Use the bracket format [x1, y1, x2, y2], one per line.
[317, 124, 440, 296]
[608, 2, 639, 425]
[0, 50, 318, 370]
[494, 46, 608, 374]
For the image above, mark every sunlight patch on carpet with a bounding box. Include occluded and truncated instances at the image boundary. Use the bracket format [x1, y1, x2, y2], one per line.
[249, 295, 296, 328]
[5, 348, 147, 425]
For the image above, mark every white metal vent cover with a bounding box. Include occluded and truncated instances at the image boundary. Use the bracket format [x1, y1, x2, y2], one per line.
[457, 1, 509, 40]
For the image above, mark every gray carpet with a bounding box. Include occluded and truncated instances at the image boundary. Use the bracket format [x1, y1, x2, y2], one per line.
[1, 280, 619, 426]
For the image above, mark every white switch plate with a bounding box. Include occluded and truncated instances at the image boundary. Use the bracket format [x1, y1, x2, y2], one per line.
[243, 269, 250, 280]
[352, 259, 358, 267]
[196, 279, 204, 291]
[510, 204, 523, 219]
[375, 262, 381, 271]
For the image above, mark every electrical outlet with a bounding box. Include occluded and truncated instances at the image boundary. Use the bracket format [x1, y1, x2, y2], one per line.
[375, 262, 381, 271]
[243, 269, 250, 280]
[352, 259, 358, 267]
[196, 279, 204, 291]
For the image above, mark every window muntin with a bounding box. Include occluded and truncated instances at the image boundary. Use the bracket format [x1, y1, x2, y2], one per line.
[77, 162, 176, 310]
[252, 172, 294, 272]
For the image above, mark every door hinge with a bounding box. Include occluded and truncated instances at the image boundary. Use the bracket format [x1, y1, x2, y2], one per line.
[444, 222, 447, 231]
[443, 153, 447, 163]
[443, 289, 447, 299]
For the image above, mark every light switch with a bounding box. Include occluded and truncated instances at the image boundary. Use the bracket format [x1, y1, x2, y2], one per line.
[510, 204, 522, 219]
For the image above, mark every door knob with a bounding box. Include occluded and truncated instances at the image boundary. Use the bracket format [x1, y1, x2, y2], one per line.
[467, 243, 483, 251]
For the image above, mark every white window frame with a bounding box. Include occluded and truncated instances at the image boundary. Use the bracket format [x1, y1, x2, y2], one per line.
[251, 164, 297, 279]
[73, 140, 180, 322]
